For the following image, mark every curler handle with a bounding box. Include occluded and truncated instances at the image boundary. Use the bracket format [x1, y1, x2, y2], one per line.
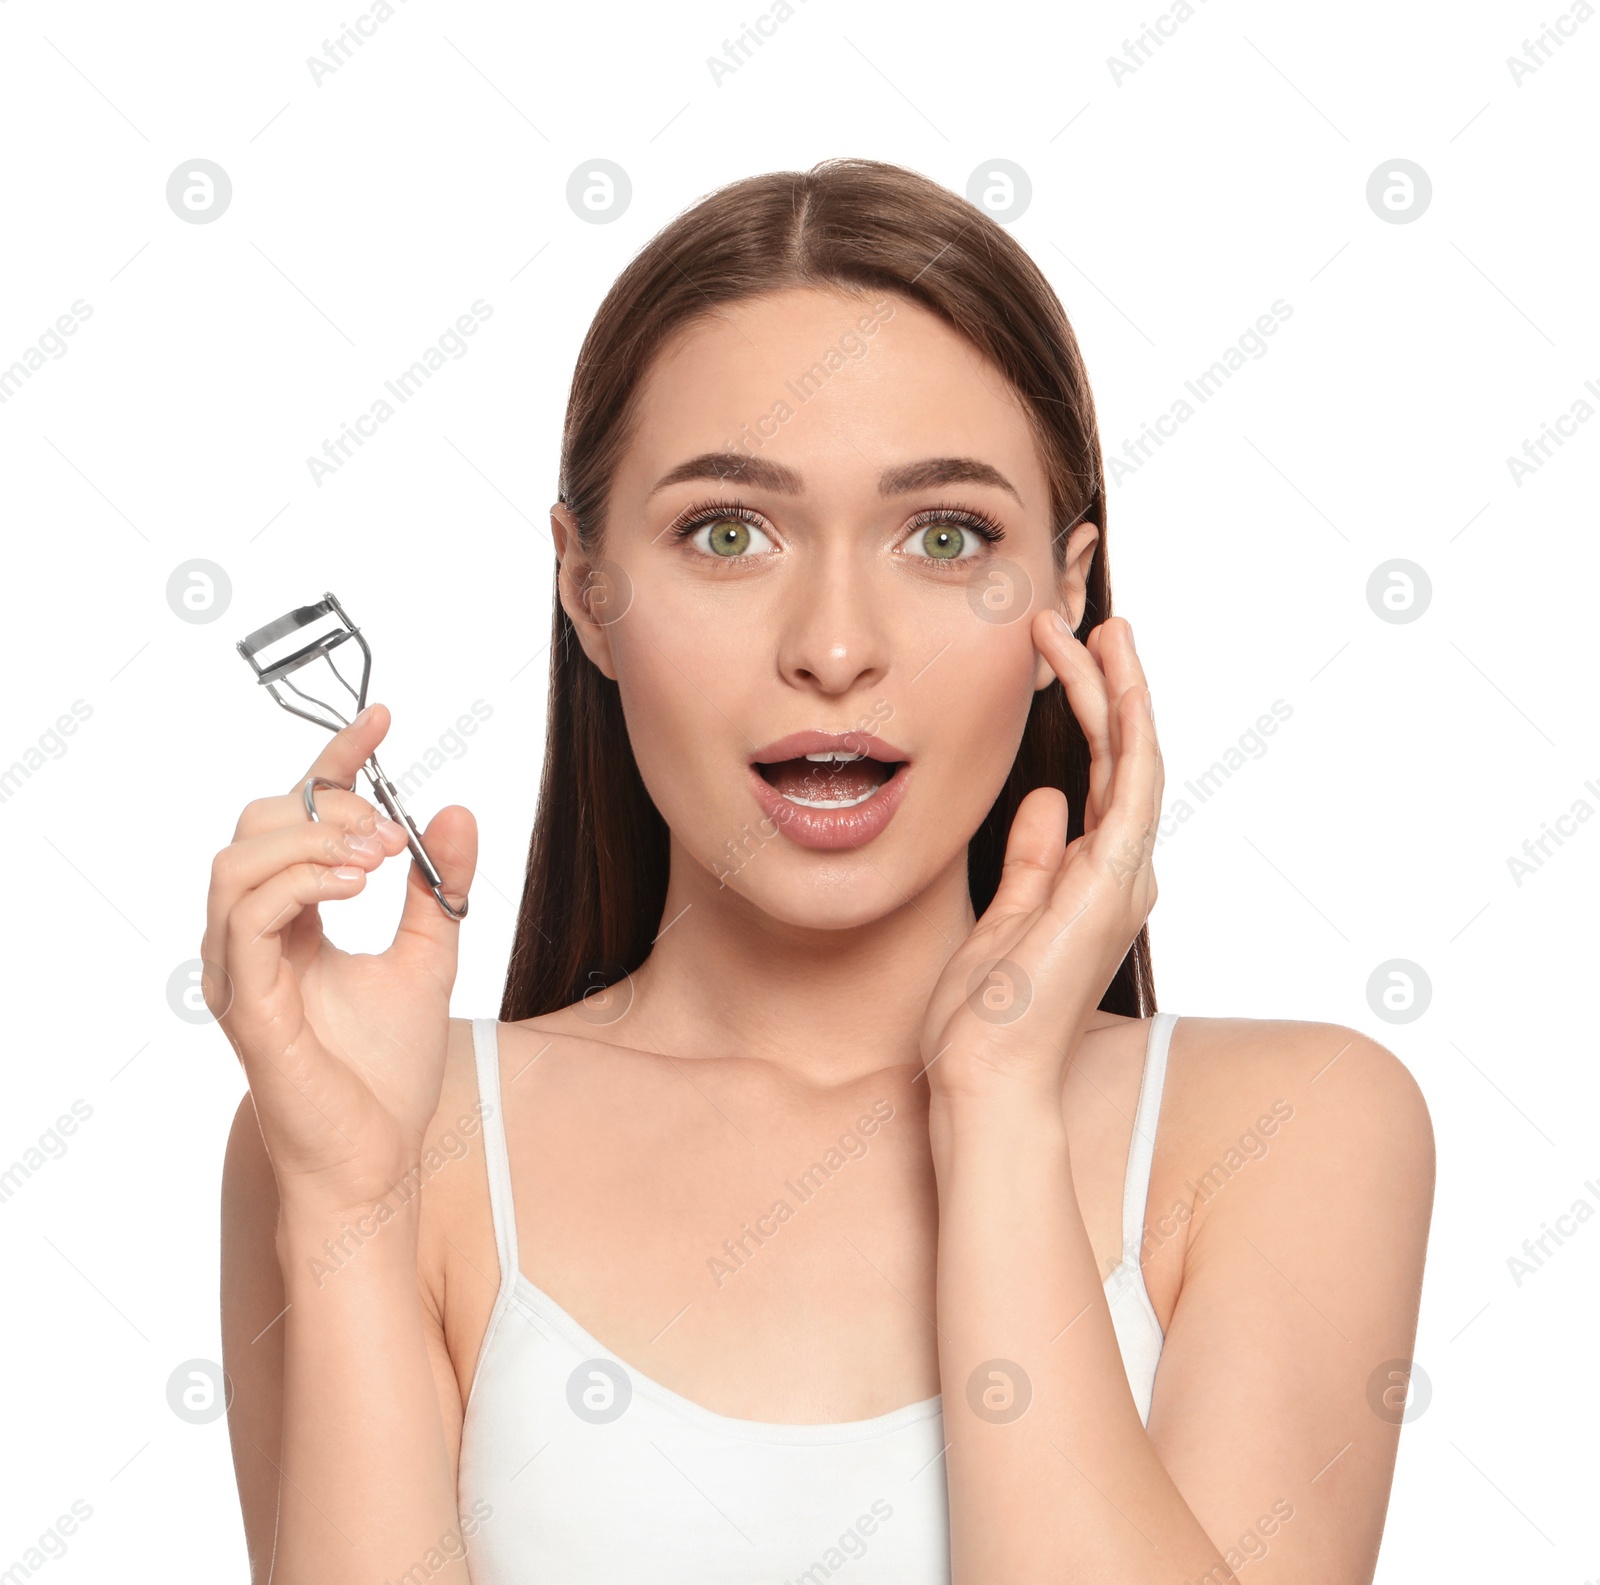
[361, 755, 468, 920]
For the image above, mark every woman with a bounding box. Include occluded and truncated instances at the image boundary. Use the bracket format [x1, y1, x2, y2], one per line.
[215, 157, 1433, 1584]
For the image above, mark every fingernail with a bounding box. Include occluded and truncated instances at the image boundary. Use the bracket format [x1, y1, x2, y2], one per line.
[331, 865, 363, 880]
[376, 817, 405, 841]
[1050, 610, 1070, 633]
[1144, 689, 1155, 721]
[344, 832, 380, 856]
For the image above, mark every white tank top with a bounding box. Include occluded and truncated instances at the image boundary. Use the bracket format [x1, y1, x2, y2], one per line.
[456, 1012, 1177, 1584]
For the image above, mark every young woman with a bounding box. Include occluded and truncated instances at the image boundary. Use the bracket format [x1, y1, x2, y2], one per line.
[215, 158, 1434, 1584]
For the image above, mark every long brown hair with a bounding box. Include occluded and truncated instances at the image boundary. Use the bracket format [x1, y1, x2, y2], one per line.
[500, 158, 1156, 1023]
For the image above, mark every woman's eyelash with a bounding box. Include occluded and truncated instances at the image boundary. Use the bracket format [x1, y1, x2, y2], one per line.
[665, 498, 1008, 546]
[905, 502, 1006, 544]
[666, 498, 767, 541]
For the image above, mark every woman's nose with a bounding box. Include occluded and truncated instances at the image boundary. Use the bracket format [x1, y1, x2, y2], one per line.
[773, 555, 891, 696]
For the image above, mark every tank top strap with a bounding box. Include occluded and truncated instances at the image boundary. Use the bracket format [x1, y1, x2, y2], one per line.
[471, 1017, 522, 1299]
[1120, 1012, 1178, 1268]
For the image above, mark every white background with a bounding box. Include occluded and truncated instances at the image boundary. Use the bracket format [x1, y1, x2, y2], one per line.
[1, 0, 1595, 1578]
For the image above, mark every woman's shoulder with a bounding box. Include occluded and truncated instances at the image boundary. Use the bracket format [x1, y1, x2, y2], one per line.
[1085, 1010, 1432, 1140]
[1160, 1014, 1435, 1236]
[1167, 1013, 1432, 1126]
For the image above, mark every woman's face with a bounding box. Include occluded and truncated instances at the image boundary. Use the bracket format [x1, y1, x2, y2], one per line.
[554, 285, 1098, 931]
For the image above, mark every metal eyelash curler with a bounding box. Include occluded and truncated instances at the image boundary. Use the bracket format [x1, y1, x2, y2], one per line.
[236, 591, 467, 919]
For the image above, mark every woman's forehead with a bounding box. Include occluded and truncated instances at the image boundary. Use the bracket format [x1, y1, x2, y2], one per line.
[619, 288, 1049, 508]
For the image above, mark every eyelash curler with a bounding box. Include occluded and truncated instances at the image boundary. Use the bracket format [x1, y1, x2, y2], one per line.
[236, 590, 467, 919]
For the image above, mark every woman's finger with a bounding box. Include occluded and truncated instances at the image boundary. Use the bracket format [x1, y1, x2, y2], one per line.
[1033, 610, 1116, 825]
[234, 784, 379, 843]
[223, 860, 371, 1027]
[298, 702, 392, 796]
[1087, 678, 1162, 895]
[1084, 622, 1118, 775]
[1032, 694, 1160, 956]
[1024, 615, 1161, 928]
[1087, 619, 1157, 824]
[984, 786, 1070, 924]
[204, 815, 409, 969]
[226, 704, 392, 841]
[387, 804, 477, 980]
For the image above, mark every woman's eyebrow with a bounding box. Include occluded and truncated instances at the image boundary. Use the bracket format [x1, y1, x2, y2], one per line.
[648, 452, 1023, 504]
[879, 456, 1023, 504]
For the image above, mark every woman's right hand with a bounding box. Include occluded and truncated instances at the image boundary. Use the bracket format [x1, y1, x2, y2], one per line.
[204, 704, 478, 1213]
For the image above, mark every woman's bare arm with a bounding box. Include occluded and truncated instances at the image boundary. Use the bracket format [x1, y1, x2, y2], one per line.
[923, 615, 1433, 1581]
[222, 1078, 471, 1582]
[931, 1020, 1433, 1584]
[1145, 1023, 1435, 1581]
[220, 1092, 288, 1578]
[206, 706, 479, 1582]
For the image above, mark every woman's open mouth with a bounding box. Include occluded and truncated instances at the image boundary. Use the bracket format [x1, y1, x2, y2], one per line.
[756, 751, 898, 808]
[746, 731, 912, 850]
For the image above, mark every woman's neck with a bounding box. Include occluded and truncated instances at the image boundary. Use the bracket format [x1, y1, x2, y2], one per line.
[616, 835, 1122, 1088]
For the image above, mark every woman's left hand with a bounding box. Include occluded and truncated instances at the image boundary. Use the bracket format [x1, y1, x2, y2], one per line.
[920, 611, 1163, 1108]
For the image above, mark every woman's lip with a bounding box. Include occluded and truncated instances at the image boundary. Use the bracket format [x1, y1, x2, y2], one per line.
[747, 760, 912, 851]
[748, 728, 910, 765]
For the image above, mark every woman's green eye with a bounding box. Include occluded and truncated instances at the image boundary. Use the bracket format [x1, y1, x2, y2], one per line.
[708, 518, 752, 556]
[680, 513, 775, 558]
[920, 524, 966, 559]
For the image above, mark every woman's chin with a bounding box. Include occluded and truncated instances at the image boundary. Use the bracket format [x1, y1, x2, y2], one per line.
[701, 839, 959, 935]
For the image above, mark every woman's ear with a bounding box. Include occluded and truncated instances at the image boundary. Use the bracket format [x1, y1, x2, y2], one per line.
[552, 502, 621, 681]
[1034, 519, 1101, 690]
